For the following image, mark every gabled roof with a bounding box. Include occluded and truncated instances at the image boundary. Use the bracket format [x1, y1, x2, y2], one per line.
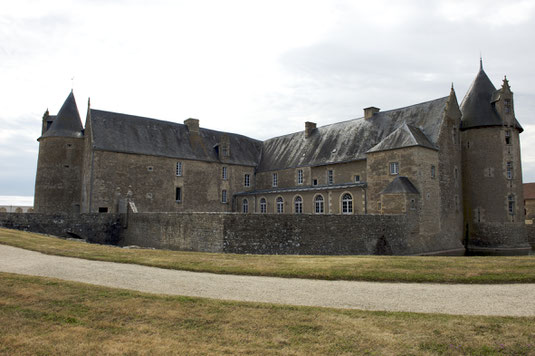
[524, 183, 535, 200]
[381, 176, 419, 194]
[460, 66, 523, 132]
[42, 91, 83, 138]
[367, 123, 436, 153]
[257, 96, 449, 172]
[89, 109, 262, 166]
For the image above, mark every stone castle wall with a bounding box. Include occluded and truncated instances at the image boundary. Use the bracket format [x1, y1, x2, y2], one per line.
[0, 211, 463, 255]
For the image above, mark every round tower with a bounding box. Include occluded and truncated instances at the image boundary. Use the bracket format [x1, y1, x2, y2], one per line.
[34, 91, 85, 214]
[460, 61, 529, 251]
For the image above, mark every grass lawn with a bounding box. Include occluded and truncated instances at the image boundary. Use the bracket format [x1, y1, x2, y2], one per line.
[1, 227, 535, 284]
[1, 272, 534, 355]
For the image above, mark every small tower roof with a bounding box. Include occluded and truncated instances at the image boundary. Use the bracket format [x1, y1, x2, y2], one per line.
[460, 65, 502, 130]
[381, 176, 419, 195]
[42, 91, 83, 138]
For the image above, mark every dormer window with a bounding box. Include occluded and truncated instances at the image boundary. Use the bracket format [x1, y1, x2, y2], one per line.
[504, 99, 511, 114]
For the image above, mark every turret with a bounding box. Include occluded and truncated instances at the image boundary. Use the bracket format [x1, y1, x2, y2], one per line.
[34, 91, 85, 214]
[460, 61, 529, 252]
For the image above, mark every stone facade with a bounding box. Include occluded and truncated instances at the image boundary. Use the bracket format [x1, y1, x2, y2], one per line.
[31, 63, 530, 254]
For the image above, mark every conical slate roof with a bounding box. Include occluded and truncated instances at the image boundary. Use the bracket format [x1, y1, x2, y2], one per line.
[460, 65, 503, 130]
[42, 91, 83, 138]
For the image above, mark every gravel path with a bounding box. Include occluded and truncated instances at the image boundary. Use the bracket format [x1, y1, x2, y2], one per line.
[1, 244, 534, 317]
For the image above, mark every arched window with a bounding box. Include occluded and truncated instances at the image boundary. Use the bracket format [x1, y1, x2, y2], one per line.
[294, 196, 303, 214]
[242, 199, 248, 213]
[315, 195, 324, 214]
[276, 197, 284, 213]
[260, 198, 267, 213]
[342, 193, 353, 214]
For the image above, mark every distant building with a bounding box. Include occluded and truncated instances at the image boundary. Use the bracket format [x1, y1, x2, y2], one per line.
[524, 183, 535, 222]
[33, 61, 529, 251]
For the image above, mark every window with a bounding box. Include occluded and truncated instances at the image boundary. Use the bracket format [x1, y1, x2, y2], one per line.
[222, 166, 228, 180]
[505, 130, 511, 145]
[377, 202, 382, 211]
[508, 195, 515, 215]
[504, 99, 511, 114]
[354, 175, 360, 183]
[272, 173, 278, 187]
[410, 198, 416, 210]
[276, 197, 284, 213]
[244, 174, 250, 187]
[294, 196, 303, 214]
[260, 198, 267, 213]
[313, 179, 318, 186]
[221, 190, 227, 203]
[342, 193, 353, 214]
[297, 169, 303, 185]
[328, 170, 334, 185]
[147, 166, 154, 172]
[315, 195, 324, 214]
[242, 199, 248, 213]
[507, 161, 513, 179]
[431, 165, 436, 179]
[390, 162, 399, 175]
[98, 207, 108, 213]
[175, 187, 182, 202]
[176, 162, 183, 176]
[221, 145, 229, 157]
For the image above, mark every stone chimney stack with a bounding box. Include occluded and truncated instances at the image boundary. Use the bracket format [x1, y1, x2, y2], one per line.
[364, 107, 380, 119]
[184, 118, 199, 133]
[305, 121, 317, 138]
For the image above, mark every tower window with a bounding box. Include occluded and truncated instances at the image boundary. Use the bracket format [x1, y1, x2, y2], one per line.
[176, 162, 183, 176]
[297, 169, 303, 185]
[505, 130, 511, 145]
[504, 99, 511, 114]
[508, 195, 515, 215]
[313, 179, 318, 186]
[390, 162, 399, 175]
[221, 190, 227, 203]
[98, 207, 108, 213]
[507, 161, 513, 179]
[244, 174, 250, 187]
[222, 166, 228, 180]
[175, 187, 182, 202]
[272, 173, 278, 187]
[431, 165, 436, 179]
[355, 175, 360, 183]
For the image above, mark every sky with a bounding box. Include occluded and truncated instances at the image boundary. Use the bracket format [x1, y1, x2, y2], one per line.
[1, 0, 535, 205]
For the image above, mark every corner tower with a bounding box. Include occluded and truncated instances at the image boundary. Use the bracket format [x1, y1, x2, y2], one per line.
[460, 61, 529, 251]
[34, 91, 85, 214]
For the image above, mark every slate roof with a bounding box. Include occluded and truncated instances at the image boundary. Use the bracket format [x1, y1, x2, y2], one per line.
[42, 91, 83, 138]
[89, 109, 262, 166]
[257, 96, 449, 172]
[460, 65, 523, 132]
[367, 123, 436, 153]
[524, 183, 535, 200]
[381, 176, 419, 194]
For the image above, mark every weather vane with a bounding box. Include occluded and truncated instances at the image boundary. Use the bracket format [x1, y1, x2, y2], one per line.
[71, 76, 75, 91]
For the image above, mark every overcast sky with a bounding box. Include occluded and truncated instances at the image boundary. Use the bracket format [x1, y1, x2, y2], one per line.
[1, 0, 535, 205]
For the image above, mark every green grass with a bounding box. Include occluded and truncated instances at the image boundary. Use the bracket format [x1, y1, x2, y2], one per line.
[1, 272, 534, 355]
[1, 227, 535, 284]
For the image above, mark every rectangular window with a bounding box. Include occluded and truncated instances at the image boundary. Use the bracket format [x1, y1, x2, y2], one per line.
[221, 190, 227, 203]
[98, 207, 108, 213]
[354, 175, 360, 183]
[272, 173, 278, 187]
[410, 198, 416, 210]
[244, 174, 250, 187]
[507, 161, 513, 179]
[175, 187, 182, 202]
[176, 162, 183, 176]
[222, 166, 228, 180]
[431, 165, 436, 179]
[508, 195, 515, 215]
[313, 179, 318, 186]
[505, 130, 511, 145]
[327, 170, 334, 185]
[297, 169, 303, 185]
[390, 162, 399, 175]
[504, 99, 511, 114]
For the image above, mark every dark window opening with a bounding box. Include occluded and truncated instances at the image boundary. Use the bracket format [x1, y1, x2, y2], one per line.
[313, 179, 318, 186]
[505, 130, 511, 145]
[355, 175, 360, 183]
[176, 187, 182, 202]
[98, 207, 108, 213]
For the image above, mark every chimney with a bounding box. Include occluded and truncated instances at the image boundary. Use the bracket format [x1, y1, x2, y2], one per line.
[184, 118, 199, 133]
[305, 121, 316, 138]
[364, 107, 380, 119]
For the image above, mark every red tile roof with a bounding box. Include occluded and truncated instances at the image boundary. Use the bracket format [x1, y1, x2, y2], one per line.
[524, 183, 535, 200]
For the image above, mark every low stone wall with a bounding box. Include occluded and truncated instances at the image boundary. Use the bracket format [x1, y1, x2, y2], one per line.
[0, 213, 122, 244]
[468, 222, 530, 249]
[527, 224, 535, 246]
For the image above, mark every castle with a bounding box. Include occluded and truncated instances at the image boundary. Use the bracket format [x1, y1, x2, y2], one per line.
[33, 62, 530, 253]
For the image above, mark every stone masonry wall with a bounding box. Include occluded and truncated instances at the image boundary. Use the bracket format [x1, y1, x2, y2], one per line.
[526, 224, 535, 246]
[0, 213, 122, 244]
